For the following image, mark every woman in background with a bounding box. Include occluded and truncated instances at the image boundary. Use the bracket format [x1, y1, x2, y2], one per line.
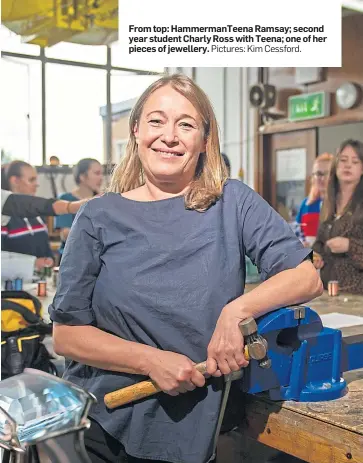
[55, 158, 103, 257]
[295, 152, 334, 246]
[1, 161, 54, 270]
[313, 139, 363, 294]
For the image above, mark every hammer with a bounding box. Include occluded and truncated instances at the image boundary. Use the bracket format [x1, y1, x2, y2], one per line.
[104, 317, 270, 409]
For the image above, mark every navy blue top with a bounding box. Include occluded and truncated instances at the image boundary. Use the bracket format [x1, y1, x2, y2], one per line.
[49, 180, 311, 463]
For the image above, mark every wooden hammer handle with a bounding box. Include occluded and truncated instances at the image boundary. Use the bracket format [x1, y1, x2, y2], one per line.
[104, 361, 207, 409]
[105, 346, 251, 409]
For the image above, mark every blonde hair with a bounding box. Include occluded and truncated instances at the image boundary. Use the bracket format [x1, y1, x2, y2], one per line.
[306, 152, 334, 205]
[109, 74, 228, 212]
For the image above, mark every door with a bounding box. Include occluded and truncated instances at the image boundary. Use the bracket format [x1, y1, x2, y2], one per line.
[260, 129, 316, 222]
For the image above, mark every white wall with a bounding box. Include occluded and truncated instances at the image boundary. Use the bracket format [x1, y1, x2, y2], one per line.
[167, 67, 258, 188]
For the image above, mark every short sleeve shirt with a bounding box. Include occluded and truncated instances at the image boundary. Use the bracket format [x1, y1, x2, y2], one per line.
[49, 180, 311, 463]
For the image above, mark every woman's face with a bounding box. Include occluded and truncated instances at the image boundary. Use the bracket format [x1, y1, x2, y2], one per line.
[336, 145, 363, 186]
[134, 85, 206, 187]
[10, 165, 38, 195]
[311, 160, 331, 194]
[80, 162, 103, 193]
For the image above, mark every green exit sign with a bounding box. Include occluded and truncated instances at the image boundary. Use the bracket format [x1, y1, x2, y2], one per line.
[288, 92, 330, 122]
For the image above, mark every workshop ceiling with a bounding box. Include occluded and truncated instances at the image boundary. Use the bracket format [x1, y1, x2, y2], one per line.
[1, 0, 118, 47]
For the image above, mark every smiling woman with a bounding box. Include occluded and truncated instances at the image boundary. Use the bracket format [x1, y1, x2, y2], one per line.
[133, 86, 206, 191]
[109, 74, 225, 210]
[50, 74, 322, 463]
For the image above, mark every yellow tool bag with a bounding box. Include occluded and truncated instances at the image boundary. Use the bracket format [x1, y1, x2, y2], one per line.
[1, 290, 56, 379]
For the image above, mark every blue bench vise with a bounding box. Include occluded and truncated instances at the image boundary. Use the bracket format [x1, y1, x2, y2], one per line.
[241, 305, 363, 402]
[103, 305, 363, 409]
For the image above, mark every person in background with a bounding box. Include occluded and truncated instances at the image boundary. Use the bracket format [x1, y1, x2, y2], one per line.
[294, 152, 334, 246]
[313, 139, 363, 294]
[50, 74, 322, 463]
[49, 155, 60, 166]
[1, 161, 54, 270]
[55, 158, 103, 257]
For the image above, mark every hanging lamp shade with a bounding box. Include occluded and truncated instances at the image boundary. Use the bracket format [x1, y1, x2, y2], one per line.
[1, 0, 118, 47]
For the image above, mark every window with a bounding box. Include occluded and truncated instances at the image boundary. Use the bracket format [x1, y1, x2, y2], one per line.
[46, 64, 106, 165]
[1, 23, 164, 166]
[0, 57, 42, 165]
[115, 139, 128, 162]
[0, 25, 40, 55]
[45, 42, 107, 64]
[111, 71, 161, 103]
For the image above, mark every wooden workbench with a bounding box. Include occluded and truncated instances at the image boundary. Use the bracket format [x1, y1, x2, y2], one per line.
[29, 283, 363, 463]
[236, 287, 363, 463]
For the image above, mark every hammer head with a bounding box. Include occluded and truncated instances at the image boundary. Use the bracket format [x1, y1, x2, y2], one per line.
[239, 318, 271, 369]
[239, 317, 258, 337]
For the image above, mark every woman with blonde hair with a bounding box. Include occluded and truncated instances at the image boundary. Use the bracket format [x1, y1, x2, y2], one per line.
[50, 74, 322, 463]
[313, 139, 363, 294]
[295, 152, 334, 246]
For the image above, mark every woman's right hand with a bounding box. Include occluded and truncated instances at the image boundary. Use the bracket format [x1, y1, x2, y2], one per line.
[313, 251, 324, 269]
[147, 350, 206, 396]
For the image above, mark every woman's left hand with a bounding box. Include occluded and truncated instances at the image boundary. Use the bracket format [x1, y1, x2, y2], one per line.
[206, 302, 249, 377]
[326, 237, 350, 254]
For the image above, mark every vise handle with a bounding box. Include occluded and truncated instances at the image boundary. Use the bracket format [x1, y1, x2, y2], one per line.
[104, 317, 269, 409]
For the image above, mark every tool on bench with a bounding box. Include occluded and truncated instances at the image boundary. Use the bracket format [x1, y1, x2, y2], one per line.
[104, 303, 363, 462]
[241, 305, 363, 401]
[104, 317, 271, 409]
[105, 305, 363, 408]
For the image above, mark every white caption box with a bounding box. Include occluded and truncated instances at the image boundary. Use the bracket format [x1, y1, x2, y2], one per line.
[118, 0, 342, 69]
